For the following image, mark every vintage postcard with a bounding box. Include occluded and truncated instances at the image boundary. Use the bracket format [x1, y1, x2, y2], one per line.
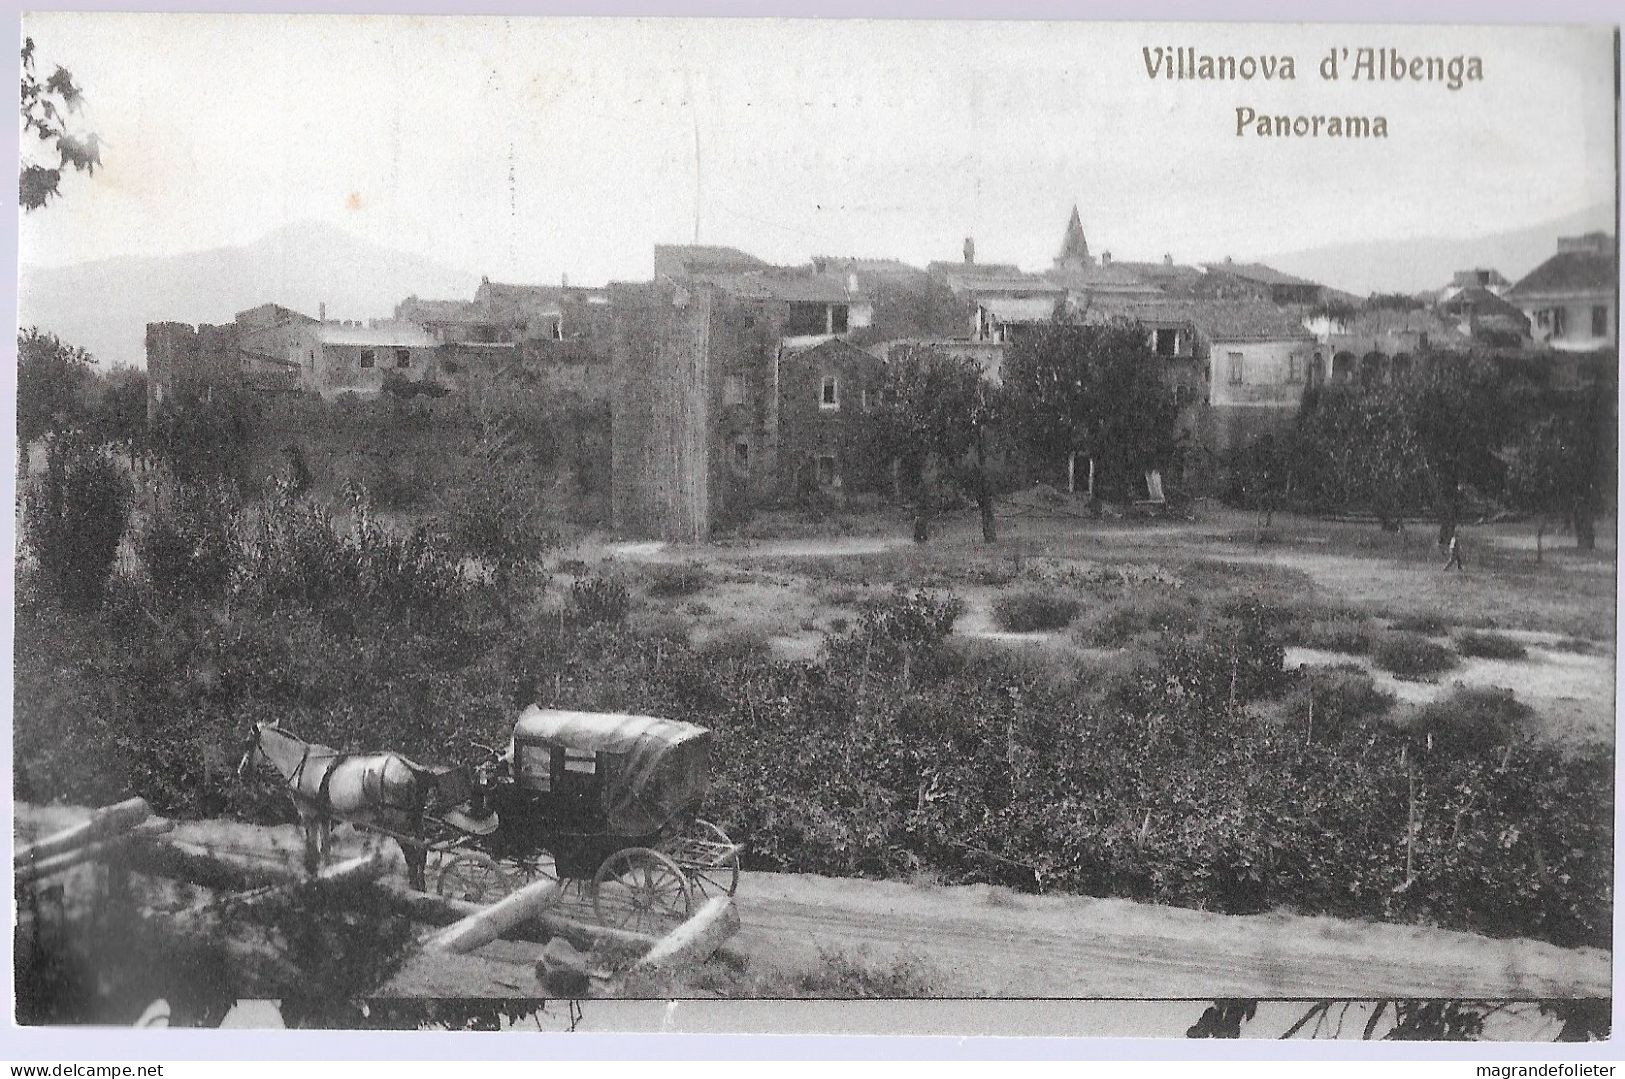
[8, 11, 1618, 1044]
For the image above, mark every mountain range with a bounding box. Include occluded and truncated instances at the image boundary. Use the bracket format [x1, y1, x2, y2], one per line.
[1258, 201, 1615, 297]
[16, 203, 1617, 369]
[18, 222, 482, 369]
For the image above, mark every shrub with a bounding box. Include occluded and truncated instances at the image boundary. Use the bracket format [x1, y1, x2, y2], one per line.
[641, 561, 713, 599]
[1280, 665, 1396, 742]
[23, 435, 131, 609]
[822, 587, 965, 678]
[567, 575, 631, 627]
[1389, 612, 1450, 636]
[1289, 617, 1377, 655]
[1155, 596, 1290, 707]
[234, 483, 468, 629]
[135, 480, 240, 604]
[1372, 632, 1459, 678]
[697, 627, 773, 663]
[1454, 630, 1528, 661]
[1405, 685, 1533, 752]
[991, 589, 1082, 633]
[1073, 591, 1199, 647]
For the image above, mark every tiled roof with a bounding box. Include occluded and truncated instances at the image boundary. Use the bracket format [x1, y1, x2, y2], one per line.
[810, 256, 925, 278]
[1201, 261, 1321, 289]
[1507, 246, 1618, 298]
[1438, 286, 1527, 322]
[698, 270, 864, 304]
[397, 298, 492, 323]
[1086, 297, 1314, 341]
[655, 244, 767, 275]
[927, 261, 1025, 279]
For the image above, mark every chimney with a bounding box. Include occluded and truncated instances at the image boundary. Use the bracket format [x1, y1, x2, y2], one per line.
[1102, 252, 1112, 266]
[963, 237, 975, 265]
[1164, 253, 1173, 266]
[319, 302, 327, 322]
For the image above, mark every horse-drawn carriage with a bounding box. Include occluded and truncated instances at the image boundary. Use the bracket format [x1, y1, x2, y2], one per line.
[241, 706, 741, 936]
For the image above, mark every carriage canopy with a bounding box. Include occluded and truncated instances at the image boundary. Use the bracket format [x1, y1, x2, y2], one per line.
[508, 706, 713, 838]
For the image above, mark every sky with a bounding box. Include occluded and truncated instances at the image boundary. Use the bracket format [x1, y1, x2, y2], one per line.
[17, 14, 1619, 285]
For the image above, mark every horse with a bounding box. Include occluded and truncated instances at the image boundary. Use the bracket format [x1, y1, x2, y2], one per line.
[238, 719, 431, 891]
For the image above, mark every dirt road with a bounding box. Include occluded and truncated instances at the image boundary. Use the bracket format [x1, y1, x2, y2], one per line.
[17, 804, 1608, 998]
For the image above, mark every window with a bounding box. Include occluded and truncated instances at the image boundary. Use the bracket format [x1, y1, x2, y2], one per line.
[562, 748, 597, 775]
[1592, 306, 1609, 338]
[1227, 352, 1244, 384]
[1154, 328, 1179, 356]
[830, 305, 849, 334]
[820, 375, 840, 410]
[1550, 308, 1568, 339]
[723, 373, 746, 407]
[732, 440, 750, 475]
[515, 743, 551, 792]
[395, 349, 411, 369]
[1287, 354, 1302, 383]
[359, 349, 375, 369]
[861, 387, 874, 411]
[815, 455, 837, 487]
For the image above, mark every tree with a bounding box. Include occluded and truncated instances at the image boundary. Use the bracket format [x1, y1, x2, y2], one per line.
[1003, 318, 1177, 501]
[1507, 394, 1613, 554]
[148, 381, 261, 488]
[23, 432, 132, 609]
[92, 366, 149, 470]
[17, 328, 96, 451]
[20, 37, 101, 211]
[867, 345, 990, 542]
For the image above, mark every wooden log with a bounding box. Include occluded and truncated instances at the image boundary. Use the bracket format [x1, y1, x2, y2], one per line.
[175, 851, 391, 922]
[15, 820, 176, 886]
[116, 840, 657, 953]
[424, 877, 562, 955]
[630, 897, 739, 974]
[375, 883, 656, 953]
[15, 797, 150, 868]
[118, 838, 301, 892]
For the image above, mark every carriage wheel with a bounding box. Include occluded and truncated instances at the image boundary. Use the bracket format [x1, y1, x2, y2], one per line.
[665, 818, 741, 900]
[435, 852, 512, 903]
[591, 847, 692, 935]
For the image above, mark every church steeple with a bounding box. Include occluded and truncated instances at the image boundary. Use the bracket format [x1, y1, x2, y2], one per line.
[1054, 204, 1092, 271]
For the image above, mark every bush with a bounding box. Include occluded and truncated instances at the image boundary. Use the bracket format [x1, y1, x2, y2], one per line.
[1279, 665, 1396, 742]
[1453, 630, 1528, 661]
[822, 587, 965, 678]
[1372, 632, 1459, 678]
[1155, 596, 1290, 707]
[641, 561, 714, 599]
[135, 481, 240, 604]
[1289, 617, 1377, 655]
[567, 575, 631, 627]
[991, 589, 1083, 633]
[1073, 591, 1199, 647]
[1390, 612, 1450, 636]
[697, 627, 773, 663]
[23, 435, 131, 609]
[1405, 685, 1533, 752]
[234, 483, 468, 630]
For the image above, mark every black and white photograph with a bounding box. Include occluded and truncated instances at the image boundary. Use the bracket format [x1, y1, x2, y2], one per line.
[8, 12, 1619, 1042]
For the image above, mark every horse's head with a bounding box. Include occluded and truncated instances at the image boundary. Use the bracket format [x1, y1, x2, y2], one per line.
[236, 719, 281, 780]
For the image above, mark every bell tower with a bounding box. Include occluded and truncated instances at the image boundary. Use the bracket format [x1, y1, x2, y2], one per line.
[1053, 204, 1093, 272]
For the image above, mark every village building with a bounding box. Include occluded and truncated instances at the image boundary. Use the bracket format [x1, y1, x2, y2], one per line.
[1506, 232, 1617, 353]
[1438, 267, 1512, 303]
[1198, 258, 1327, 306]
[286, 319, 442, 399]
[610, 248, 885, 540]
[1319, 307, 1472, 385]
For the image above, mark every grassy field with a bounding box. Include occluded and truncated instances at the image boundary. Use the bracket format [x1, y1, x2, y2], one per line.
[575, 501, 1616, 746]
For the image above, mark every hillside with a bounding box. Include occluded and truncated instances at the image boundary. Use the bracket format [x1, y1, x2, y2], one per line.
[1258, 201, 1616, 297]
[17, 221, 481, 368]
